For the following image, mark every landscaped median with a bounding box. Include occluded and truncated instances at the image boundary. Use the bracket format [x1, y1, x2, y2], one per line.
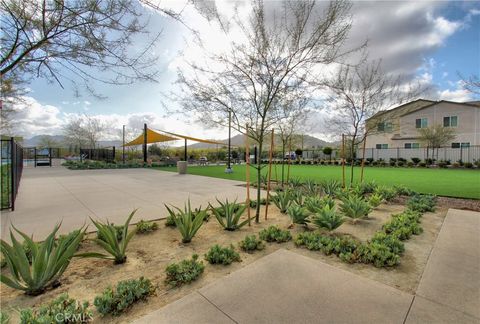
[0, 181, 447, 322]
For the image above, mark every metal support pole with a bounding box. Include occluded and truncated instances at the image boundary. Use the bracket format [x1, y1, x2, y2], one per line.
[122, 125, 125, 164]
[143, 123, 147, 164]
[10, 137, 15, 211]
[184, 139, 187, 161]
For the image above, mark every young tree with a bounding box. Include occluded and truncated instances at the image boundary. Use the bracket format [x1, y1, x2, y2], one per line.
[322, 59, 424, 186]
[418, 124, 456, 160]
[322, 146, 333, 160]
[37, 135, 60, 149]
[176, 0, 354, 222]
[458, 73, 480, 95]
[63, 115, 105, 149]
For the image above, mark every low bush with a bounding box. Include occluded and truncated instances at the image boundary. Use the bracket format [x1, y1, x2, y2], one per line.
[97, 224, 124, 242]
[418, 162, 426, 167]
[406, 194, 436, 213]
[205, 245, 241, 265]
[259, 226, 292, 243]
[320, 180, 341, 196]
[464, 162, 473, 168]
[287, 204, 310, 226]
[368, 193, 384, 208]
[165, 254, 205, 287]
[383, 210, 423, 240]
[1, 224, 85, 295]
[239, 235, 265, 253]
[249, 198, 270, 208]
[411, 157, 421, 164]
[94, 277, 155, 316]
[359, 180, 378, 194]
[0, 312, 8, 324]
[20, 293, 92, 323]
[164, 205, 177, 227]
[136, 220, 158, 234]
[374, 185, 397, 201]
[312, 205, 344, 231]
[393, 185, 416, 196]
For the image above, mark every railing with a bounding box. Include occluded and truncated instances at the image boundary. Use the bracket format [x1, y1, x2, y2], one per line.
[79, 147, 116, 162]
[356, 145, 480, 163]
[1, 138, 24, 211]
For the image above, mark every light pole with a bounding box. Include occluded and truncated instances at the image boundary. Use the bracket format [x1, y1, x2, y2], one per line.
[225, 109, 233, 173]
[122, 125, 125, 164]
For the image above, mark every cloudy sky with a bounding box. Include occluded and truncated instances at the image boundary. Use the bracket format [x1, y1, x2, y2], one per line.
[10, 0, 480, 141]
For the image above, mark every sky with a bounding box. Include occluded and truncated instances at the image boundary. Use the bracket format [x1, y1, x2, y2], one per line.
[9, 0, 480, 142]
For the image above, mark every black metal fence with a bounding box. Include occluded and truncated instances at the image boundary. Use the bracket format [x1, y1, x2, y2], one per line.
[1, 138, 24, 211]
[80, 147, 115, 162]
[356, 145, 480, 163]
[23, 147, 61, 167]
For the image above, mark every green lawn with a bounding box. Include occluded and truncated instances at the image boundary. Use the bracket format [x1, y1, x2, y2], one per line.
[154, 164, 480, 199]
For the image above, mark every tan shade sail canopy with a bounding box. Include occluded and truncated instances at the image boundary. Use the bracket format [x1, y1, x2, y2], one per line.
[123, 128, 226, 146]
[123, 128, 178, 146]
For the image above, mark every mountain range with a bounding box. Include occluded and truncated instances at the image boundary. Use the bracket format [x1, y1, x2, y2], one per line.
[23, 134, 337, 149]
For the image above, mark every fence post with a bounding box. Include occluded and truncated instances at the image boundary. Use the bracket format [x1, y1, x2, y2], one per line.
[34, 147, 37, 167]
[10, 137, 15, 211]
[49, 148, 52, 167]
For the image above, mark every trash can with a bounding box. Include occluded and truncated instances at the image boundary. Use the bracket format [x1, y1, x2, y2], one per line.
[177, 161, 187, 174]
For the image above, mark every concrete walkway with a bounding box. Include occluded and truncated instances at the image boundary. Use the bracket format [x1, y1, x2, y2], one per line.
[134, 209, 480, 324]
[1, 167, 249, 240]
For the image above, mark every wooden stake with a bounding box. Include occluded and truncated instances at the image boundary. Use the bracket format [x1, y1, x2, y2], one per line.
[245, 124, 251, 226]
[287, 137, 292, 182]
[341, 134, 346, 188]
[360, 133, 367, 183]
[265, 129, 274, 220]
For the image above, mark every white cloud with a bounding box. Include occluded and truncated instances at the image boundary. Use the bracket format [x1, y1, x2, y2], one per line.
[437, 88, 472, 102]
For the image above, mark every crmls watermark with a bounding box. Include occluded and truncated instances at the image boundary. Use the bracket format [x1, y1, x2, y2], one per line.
[55, 313, 94, 322]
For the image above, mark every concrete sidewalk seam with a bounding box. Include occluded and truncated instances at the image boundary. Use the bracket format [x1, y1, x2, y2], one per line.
[403, 295, 416, 324]
[54, 176, 98, 218]
[414, 293, 480, 320]
[196, 291, 239, 324]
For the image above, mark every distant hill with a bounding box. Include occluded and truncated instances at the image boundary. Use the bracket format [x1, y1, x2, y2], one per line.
[187, 134, 336, 149]
[23, 135, 121, 148]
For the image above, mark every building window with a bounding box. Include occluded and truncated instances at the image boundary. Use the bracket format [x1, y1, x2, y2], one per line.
[377, 122, 393, 132]
[376, 144, 388, 149]
[452, 142, 470, 148]
[404, 143, 420, 149]
[443, 116, 458, 127]
[415, 118, 428, 128]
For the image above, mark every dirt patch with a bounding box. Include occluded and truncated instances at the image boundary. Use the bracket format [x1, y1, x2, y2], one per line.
[392, 195, 480, 211]
[0, 203, 447, 323]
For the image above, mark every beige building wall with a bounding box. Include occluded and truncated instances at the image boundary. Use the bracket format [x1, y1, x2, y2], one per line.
[365, 102, 480, 148]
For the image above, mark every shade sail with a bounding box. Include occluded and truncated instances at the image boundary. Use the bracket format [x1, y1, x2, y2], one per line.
[158, 129, 226, 145]
[123, 128, 179, 146]
[123, 128, 226, 146]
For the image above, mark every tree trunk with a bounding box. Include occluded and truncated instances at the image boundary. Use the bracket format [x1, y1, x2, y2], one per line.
[281, 142, 286, 186]
[350, 135, 356, 187]
[255, 140, 263, 223]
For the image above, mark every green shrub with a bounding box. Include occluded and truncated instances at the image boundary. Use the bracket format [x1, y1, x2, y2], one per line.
[169, 200, 207, 243]
[271, 190, 293, 213]
[312, 205, 344, 231]
[368, 193, 384, 208]
[303, 179, 319, 195]
[136, 220, 158, 234]
[94, 277, 155, 316]
[339, 195, 371, 223]
[291, 190, 305, 205]
[370, 232, 404, 255]
[165, 254, 205, 287]
[287, 204, 310, 226]
[464, 162, 473, 168]
[249, 198, 270, 208]
[57, 229, 83, 251]
[359, 180, 378, 194]
[304, 195, 323, 213]
[80, 210, 137, 264]
[1, 224, 85, 295]
[20, 293, 92, 323]
[288, 177, 302, 188]
[0, 312, 9, 324]
[259, 226, 292, 243]
[210, 198, 248, 231]
[406, 194, 436, 213]
[393, 185, 416, 196]
[383, 210, 423, 240]
[239, 235, 265, 253]
[205, 245, 241, 265]
[320, 196, 335, 209]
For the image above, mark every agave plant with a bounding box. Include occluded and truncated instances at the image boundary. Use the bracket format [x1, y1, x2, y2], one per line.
[291, 190, 304, 205]
[368, 193, 384, 208]
[320, 196, 335, 209]
[303, 179, 318, 196]
[79, 210, 137, 264]
[0, 224, 85, 295]
[210, 198, 248, 231]
[170, 200, 207, 243]
[312, 205, 344, 231]
[304, 196, 323, 213]
[271, 190, 293, 213]
[287, 204, 310, 226]
[339, 195, 372, 224]
[320, 180, 341, 196]
[288, 177, 303, 188]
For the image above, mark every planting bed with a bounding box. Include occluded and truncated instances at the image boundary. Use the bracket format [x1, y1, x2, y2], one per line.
[1, 200, 447, 323]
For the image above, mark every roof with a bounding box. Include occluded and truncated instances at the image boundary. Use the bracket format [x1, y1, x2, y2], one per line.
[368, 99, 480, 121]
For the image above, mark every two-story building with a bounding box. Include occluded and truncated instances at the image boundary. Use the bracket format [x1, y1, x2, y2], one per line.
[365, 99, 480, 149]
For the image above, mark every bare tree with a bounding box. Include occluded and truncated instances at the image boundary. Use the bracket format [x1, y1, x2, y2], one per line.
[418, 124, 456, 161]
[322, 59, 424, 186]
[63, 115, 105, 149]
[37, 135, 60, 149]
[176, 0, 354, 222]
[458, 73, 480, 95]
